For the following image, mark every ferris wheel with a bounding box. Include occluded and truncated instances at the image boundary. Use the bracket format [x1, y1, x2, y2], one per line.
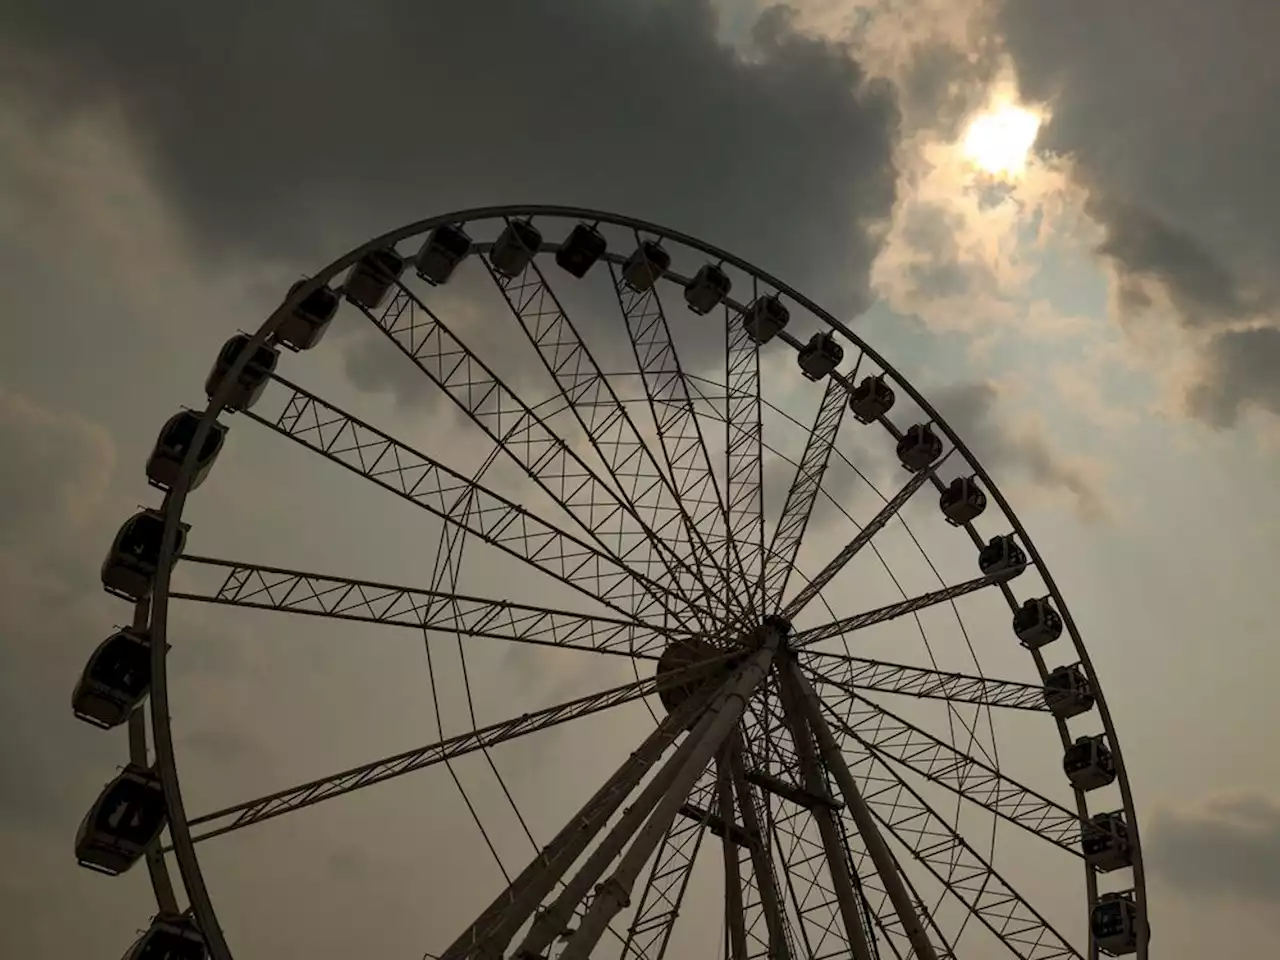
[71, 206, 1149, 960]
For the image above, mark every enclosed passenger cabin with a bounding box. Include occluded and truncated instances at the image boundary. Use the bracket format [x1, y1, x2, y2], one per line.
[849, 375, 895, 424]
[204, 334, 278, 412]
[555, 223, 607, 279]
[491, 219, 543, 278]
[101, 510, 189, 603]
[343, 247, 406, 310]
[1063, 734, 1116, 792]
[978, 534, 1027, 582]
[146, 411, 227, 493]
[415, 223, 472, 286]
[797, 331, 844, 381]
[72, 629, 151, 729]
[1013, 597, 1062, 649]
[897, 424, 943, 473]
[940, 475, 986, 526]
[1090, 892, 1142, 956]
[275, 279, 339, 351]
[684, 264, 731, 315]
[742, 295, 789, 345]
[76, 764, 167, 876]
[622, 240, 671, 292]
[1043, 664, 1094, 719]
[1082, 811, 1133, 872]
[122, 914, 208, 960]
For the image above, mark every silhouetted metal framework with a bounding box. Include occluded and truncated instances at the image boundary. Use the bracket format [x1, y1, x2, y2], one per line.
[77, 207, 1145, 960]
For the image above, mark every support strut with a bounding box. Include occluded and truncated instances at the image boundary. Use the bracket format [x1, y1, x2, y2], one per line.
[555, 639, 780, 960]
[442, 680, 713, 960]
[789, 663, 941, 960]
[777, 661, 876, 960]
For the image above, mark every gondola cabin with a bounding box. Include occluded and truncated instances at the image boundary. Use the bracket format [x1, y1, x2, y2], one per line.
[797, 331, 844, 381]
[204, 334, 278, 412]
[741, 295, 789, 345]
[72, 629, 151, 729]
[622, 240, 671, 292]
[490, 219, 543, 278]
[555, 223, 607, 279]
[978, 534, 1027, 582]
[76, 764, 167, 876]
[849, 375, 895, 424]
[1091, 891, 1143, 956]
[415, 223, 472, 286]
[101, 510, 189, 603]
[122, 914, 207, 960]
[896, 424, 943, 473]
[1043, 664, 1094, 719]
[684, 264, 731, 315]
[1082, 811, 1132, 872]
[343, 247, 405, 310]
[1063, 735, 1116, 791]
[940, 475, 986, 526]
[146, 411, 227, 493]
[1012, 597, 1062, 648]
[275, 279, 339, 351]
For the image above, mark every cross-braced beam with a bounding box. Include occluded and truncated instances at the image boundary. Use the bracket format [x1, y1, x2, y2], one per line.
[609, 254, 750, 632]
[485, 252, 733, 630]
[763, 378, 847, 611]
[171, 556, 685, 659]
[802, 652, 1051, 711]
[784, 456, 947, 620]
[176, 653, 740, 845]
[354, 283, 712, 628]
[724, 301, 767, 620]
[245, 377, 700, 628]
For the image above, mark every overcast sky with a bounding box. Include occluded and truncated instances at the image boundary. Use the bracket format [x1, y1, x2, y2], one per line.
[2, 1, 1277, 958]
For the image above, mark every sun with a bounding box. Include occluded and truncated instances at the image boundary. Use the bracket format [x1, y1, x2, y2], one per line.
[961, 102, 1043, 178]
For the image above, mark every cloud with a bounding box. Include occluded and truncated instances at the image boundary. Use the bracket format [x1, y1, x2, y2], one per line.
[999, 0, 1280, 425]
[1148, 793, 1280, 908]
[931, 380, 1111, 521]
[1, 1, 899, 315]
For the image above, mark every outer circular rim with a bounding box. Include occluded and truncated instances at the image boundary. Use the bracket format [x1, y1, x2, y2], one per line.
[145, 204, 1146, 960]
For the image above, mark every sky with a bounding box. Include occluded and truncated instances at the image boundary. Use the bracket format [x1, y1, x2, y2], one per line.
[1, 0, 1278, 957]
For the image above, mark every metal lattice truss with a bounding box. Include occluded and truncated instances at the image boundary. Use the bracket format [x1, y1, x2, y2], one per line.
[821, 695, 1082, 960]
[171, 556, 684, 659]
[763, 378, 846, 611]
[145, 217, 1137, 960]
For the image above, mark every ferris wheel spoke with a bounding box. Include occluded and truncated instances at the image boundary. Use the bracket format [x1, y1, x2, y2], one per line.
[170, 555, 676, 659]
[783, 451, 953, 621]
[725, 302, 767, 620]
[174, 652, 738, 847]
[482, 252, 729, 628]
[770, 665, 880, 960]
[814, 702, 1084, 959]
[244, 377, 703, 629]
[728, 734, 799, 960]
[762, 378, 848, 612]
[818, 691, 1087, 857]
[357, 281, 713, 627]
[792, 570, 1018, 649]
[608, 256, 751, 627]
[802, 652, 1052, 711]
[619, 764, 720, 960]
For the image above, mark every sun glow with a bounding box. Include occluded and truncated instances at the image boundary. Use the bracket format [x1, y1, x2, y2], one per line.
[961, 102, 1043, 179]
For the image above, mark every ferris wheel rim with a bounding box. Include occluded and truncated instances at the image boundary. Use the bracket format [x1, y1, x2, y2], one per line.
[138, 203, 1145, 960]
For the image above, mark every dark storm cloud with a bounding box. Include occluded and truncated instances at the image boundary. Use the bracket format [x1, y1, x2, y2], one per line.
[1148, 793, 1280, 906]
[930, 381, 1108, 520]
[1, 0, 899, 318]
[999, 0, 1280, 423]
